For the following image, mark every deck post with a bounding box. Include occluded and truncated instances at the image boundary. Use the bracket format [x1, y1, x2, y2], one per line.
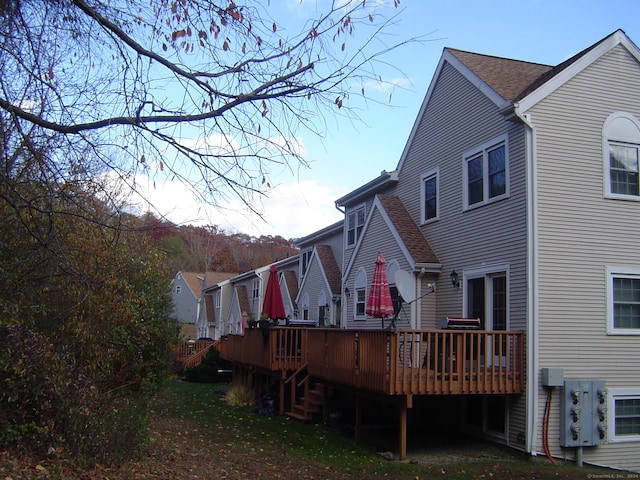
[399, 396, 407, 460]
[279, 375, 285, 416]
[355, 395, 362, 442]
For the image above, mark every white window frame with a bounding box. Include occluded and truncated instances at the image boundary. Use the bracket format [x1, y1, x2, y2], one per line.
[346, 204, 366, 248]
[301, 293, 309, 320]
[462, 134, 509, 210]
[603, 112, 640, 200]
[606, 266, 640, 335]
[215, 291, 221, 308]
[608, 388, 640, 443]
[354, 268, 367, 320]
[252, 279, 259, 299]
[175, 285, 182, 294]
[301, 249, 313, 276]
[420, 167, 439, 224]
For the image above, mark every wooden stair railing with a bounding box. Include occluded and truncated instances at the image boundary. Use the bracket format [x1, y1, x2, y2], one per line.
[283, 360, 330, 423]
[174, 340, 218, 370]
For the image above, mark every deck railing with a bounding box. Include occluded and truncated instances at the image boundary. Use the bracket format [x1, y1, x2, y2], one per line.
[219, 327, 524, 395]
[174, 339, 217, 370]
[218, 327, 307, 372]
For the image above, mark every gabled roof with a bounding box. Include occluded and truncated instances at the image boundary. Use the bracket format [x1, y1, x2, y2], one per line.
[315, 245, 342, 296]
[344, 195, 440, 278]
[176, 271, 236, 297]
[376, 195, 440, 266]
[282, 270, 299, 308]
[448, 29, 640, 112]
[396, 29, 640, 173]
[447, 49, 552, 103]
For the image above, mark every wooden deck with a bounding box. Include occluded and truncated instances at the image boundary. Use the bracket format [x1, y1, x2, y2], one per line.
[219, 327, 524, 396]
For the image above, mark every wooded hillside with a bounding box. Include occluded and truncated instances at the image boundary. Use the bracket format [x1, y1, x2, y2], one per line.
[142, 213, 300, 275]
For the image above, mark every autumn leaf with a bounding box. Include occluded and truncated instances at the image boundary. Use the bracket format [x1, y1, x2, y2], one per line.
[171, 29, 186, 41]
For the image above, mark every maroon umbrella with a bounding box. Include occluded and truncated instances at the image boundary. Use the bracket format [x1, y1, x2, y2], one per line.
[262, 265, 286, 321]
[366, 253, 394, 328]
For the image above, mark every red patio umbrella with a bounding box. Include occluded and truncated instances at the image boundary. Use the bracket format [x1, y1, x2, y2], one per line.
[366, 253, 395, 328]
[262, 265, 286, 322]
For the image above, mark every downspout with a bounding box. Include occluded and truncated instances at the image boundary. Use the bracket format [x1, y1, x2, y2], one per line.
[416, 267, 427, 330]
[514, 104, 539, 457]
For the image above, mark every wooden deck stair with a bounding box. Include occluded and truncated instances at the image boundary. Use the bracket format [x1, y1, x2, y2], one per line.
[286, 382, 328, 423]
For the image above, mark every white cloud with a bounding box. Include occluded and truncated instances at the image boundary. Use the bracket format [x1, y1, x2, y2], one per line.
[124, 173, 343, 239]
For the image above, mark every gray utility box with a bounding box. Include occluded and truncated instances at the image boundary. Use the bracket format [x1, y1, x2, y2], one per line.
[560, 380, 607, 447]
[541, 367, 564, 387]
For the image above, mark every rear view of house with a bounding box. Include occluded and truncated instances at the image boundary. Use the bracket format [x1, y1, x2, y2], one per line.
[207, 30, 640, 473]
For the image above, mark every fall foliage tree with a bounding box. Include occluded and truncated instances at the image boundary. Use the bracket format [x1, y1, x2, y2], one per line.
[0, 0, 416, 463]
[0, 180, 178, 463]
[0, 0, 414, 221]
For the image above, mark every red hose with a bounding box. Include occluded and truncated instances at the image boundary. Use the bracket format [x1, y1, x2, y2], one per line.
[543, 389, 556, 464]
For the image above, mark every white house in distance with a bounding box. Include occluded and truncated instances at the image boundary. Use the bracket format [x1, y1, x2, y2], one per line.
[206, 30, 640, 473]
[170, 271, 235, 330]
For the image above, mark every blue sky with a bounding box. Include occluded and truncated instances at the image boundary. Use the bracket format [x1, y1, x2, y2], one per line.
[143, 0, 640, 239]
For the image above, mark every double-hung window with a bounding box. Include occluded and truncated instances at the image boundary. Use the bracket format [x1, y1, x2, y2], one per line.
[347, 205, 365, 247]
[301, 249, 312, 276]
[608, 388, 640, 442]
[252, 279, 259, 299]
[463, 134, 509, 209]
[354, 268, 367, 320]
[607, 267, 640, 334]
[421, 168, 439, 224]
[604, 112, 640, 199]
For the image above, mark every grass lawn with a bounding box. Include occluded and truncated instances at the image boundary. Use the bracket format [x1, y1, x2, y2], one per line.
[0, 380, 627, 479]
[149, 380, 620, 479]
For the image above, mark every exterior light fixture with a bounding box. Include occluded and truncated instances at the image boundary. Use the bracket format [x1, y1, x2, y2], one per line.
[450, 270, 461, 288]
[344, 287, 351, 298]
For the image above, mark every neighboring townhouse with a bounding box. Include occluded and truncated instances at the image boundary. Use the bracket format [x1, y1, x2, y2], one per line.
[202, 255, 299, 337]
[295, 221, 343, 326]
[170, 271, 234, 326]
[212, 30, 640, 472]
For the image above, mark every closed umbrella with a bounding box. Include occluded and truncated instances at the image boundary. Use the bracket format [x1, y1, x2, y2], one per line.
[366, 253, 395, 328]
[262, 265, 286, 322]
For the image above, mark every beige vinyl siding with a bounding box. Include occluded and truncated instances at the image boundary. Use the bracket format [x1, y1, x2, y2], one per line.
[530, 45, 640, 471]
[387, 61, 529, 448]
[394, 62, 529, 447]
[344, 207, 420, 329]
[394, 62, 528, 330]
[298, 257, 332, 324]
[343, 196, 377, 268]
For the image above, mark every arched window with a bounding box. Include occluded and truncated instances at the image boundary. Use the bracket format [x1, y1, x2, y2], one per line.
[604, 112, 640, 199]
[301, 293, 309, 321]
